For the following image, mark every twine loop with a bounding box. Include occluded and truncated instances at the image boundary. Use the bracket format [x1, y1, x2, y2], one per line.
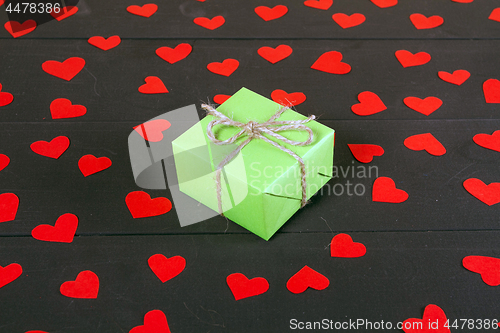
[201, 103, 316, 216]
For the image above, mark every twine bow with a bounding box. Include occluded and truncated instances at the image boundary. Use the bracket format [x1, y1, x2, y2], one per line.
[201, 103, 316, 216]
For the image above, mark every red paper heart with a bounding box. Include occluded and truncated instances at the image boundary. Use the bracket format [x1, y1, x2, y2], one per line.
[287, 265, 329, 294]
[0, 83, 14, 107]
[26, 331, 48, 333]
[372, 177, 408, 203]
[138, 76, 169, 94]
[213, 94, 231, 104]
[348, 144, 384, 163]
[463, 178, 500, 206]
[311, 51, 351, 74]
[330, 233, 366, 258]
[410, 14, 444, 29]
[463, 256, 500, 286]
[193, 16, 225, 30]
[78, 155, 111, 177]
[49, 6, 78, 21]
[254, 5, 288, 21]
[402, 304, 450, 333]
[60, 270, 99, 299]
[0, 263, 22, 289]
[488, 8, 500, 22]
[395, 50, 431, 68]
[125, 191, 172, 218]
[130, 310, 171, 333]
[226, 273, 269, 301]
[127, 4, 158, 18]
[473, 130, 500, 152]
[351, 91, 387, 116]
[207, 59, 239, 76]
[0, 193, 19, 223]
[332, 13, 366, 29]
[88, 35, 121, 51]
[438, 70, 470, 85]
[404, 133, 446, 156]
[30, 136, 70, 159]
[452, 0, 473, 2]
[483, 79, 500, 103]
[370, 0, 397, 8]
[148, 254, 186, 283]
[42, 57, 85, 81]
[4, 20, 36, 38]
[0, 154, 9, 172]
[31, 213, 78, 243]
[156, 43, 192, 64]
[403, 96, 442, 116]
[134, 119, 171, 142]
[271, 89, 306, 106]
[50, 98, 87, 119]
[303, 0, 332, 10]
[257, 45, 292, 64]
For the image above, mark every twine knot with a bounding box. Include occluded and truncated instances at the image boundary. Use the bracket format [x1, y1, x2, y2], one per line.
[201, 103, 316, 216]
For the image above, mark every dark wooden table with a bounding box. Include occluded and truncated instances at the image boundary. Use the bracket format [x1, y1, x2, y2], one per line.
[1, 0, 500, 332]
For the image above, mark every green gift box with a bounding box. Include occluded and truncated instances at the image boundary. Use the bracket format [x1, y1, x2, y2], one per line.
[172, 87, 335, 240]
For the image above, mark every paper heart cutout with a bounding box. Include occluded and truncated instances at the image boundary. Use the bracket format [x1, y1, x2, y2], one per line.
[271, 89, 306, 107]
[130, 310, 171, 333]
[193, 16, 225, 30]
[370, 0, 397, 8]
[332, 13, 366, 29]
[0, 154, 9, 172]
[287, 266, 329, 294]
[226, 273, 269, 301]
[213, 94, 231, 104]
[50, 98, 87, 119]
[25, 331, 48, 333]
[126, 191, 172, 218]
[395, 50, 431, 68]
[351, 91, 387, 116]
[88, 35, 121, 51]
[372, 177, 408, 203]
[303, 0, 332, 10]
[488, 8, 500, 22]
[134, 119, 171, 142]
[127, 4, 158, 17]
[42, 57, 85, 81]
[30, 136, 70, 159]
[31, 213, 78, 243]
[254, 5, 288, 21]
[452, 0, 473, 2]
[404, 133, 446, 156]
[410, 14, 444, 29]
[473, 130, 500, 152]
[330, 233, 366, 258]
[139, 76, 168, 94]
[483, 79, 500, 103]
[438, 70, 470, 85]
[156, 43, 192, 64]
[348, 144, 384, 163]
[0, 263, 22, 289]
[402, 304, 450, 333]
[0, 193, 19, 223]
[4, 20, 37, 38]
[207, 59, 239, 76]
[463, 178, 500, 206]
[258, 45, 292, 64]
[148, 254, 186, 283]
[311, 51, 351, 74]
[78, 155, 112, 177]
[60, 270, 99, 299]
[463, 256, 500, 286]
[0, 83, 14, 107]
[50, 6, 78, 21]
[403, 96, 442, 116]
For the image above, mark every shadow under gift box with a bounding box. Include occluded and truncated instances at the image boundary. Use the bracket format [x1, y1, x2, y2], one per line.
[172, 88, 335, 240]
